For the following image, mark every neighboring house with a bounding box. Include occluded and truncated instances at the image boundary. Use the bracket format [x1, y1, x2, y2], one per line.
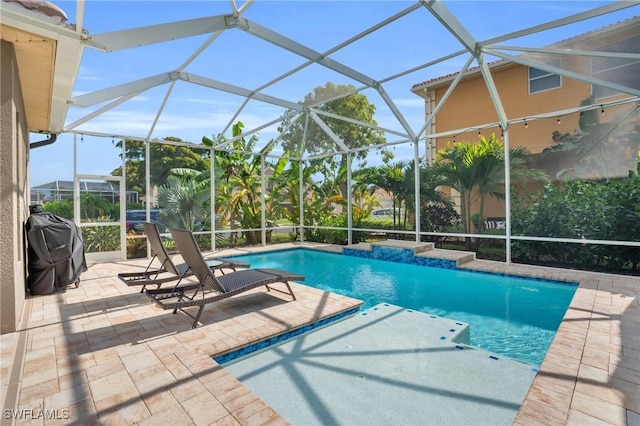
[1, 0, 80, 333]
[411, 16, 640, 219]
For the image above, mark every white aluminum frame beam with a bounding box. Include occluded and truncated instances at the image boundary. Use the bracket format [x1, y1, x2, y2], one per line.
[486, 49, 640, 98]
[70, 73, 172, 107]
[183, 73, 303, 111]
[308, 112, 350, 153]
[479, 1, 640, 47]
[477, 52, 509, 130]
[64, 90, 143, 131]
[416, 54, 475, 139]
[486, 45, 640, 60]
[419, 0, 478, 54]
[242, 19, 378, 88]
[312, 109, 409, 139]
[214, 110, 299, 150]
[377, 85, 418, 140]
[85, 15, 229, 52]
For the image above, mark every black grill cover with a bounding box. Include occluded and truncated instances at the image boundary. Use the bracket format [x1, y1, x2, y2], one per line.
[26, 212, 87, 295]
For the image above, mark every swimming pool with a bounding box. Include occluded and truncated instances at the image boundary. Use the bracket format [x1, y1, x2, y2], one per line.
[229, 248, 577, 366]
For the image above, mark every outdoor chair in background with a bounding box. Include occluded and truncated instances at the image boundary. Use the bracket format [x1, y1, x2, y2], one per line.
[117, 222, 249, 292]
[144, 228, 303, 328]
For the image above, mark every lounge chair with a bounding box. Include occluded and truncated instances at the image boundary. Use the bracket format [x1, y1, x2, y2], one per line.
[144, 228, 303, 328]
[117, 222, 249, 292]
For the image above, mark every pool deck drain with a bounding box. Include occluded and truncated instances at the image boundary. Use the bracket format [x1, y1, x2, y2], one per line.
[225, 303, 537, 426]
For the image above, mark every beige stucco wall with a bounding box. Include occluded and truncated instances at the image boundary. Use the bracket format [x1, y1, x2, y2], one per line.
[1, 40, 29, 334]
[430, 63, 592, 155]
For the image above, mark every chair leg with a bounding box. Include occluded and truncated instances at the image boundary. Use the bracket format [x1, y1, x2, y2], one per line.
[284, 282, 297, 300]
[265, 282, 296, 300]
[192, 305, 206, 329]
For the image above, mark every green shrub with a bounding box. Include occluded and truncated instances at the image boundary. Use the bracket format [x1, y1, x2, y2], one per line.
[512, 164, 640, 273]
[83, 218, 120, 252]
[41, 200, 73, 219]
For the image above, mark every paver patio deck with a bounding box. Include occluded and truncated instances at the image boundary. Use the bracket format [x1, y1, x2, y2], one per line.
[1, 242, 638, 425]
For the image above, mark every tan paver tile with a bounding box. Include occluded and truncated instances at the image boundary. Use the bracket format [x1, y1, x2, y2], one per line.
[13, 398, 44, 426]
[180, 392, 229, 426]
[231, 399, 272, 422]
[526, 379, 573, 412]
[567, 408, 618, 425]
[238, 406, 281, 426]
[577, 364, 609, 383]
[139, 388, 181, 416]
[611, 365, 640, 384]
[88, 369, 137, 402]
[169, 374, 209, 403]
[19, 378, 59, 406]
[137, 404, 192, 426]
[162, 354, 193, 381]
[57, 370, 87, 391]
[120, 349, 163, 373]
[210, 415, 242, 426]
[84, 359, 125, 382]
[43, 382, 92, 412]
[574, 381, 627, 408]
[222, 391, 260, 414]
[258, 415, 289, 426]
[130, 363, 176, 391]
[517, 399, 569, 424]
[94, 388, 150, 425]
[570, 390, 627, 425]
[56, 396, 99, 426]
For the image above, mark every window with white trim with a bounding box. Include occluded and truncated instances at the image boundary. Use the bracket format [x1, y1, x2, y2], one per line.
[528, 67, 561, 93]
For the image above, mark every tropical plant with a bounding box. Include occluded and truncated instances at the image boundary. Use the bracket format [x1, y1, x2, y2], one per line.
[354, 161, 406, 228]
[352, 187, 382, 215]
[41, 200, 73, 219]
[111, 136, 210, 194]
[207, 122, 271, 245]
[434, 134, 547, 249]
[82, 217, 120, 252]
[157, 175, 210, 231]
[277, 83, 390, 209]
[512, 163, 640, 273]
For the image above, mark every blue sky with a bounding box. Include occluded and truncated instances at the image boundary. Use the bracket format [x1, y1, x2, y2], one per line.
[30, 1, 639, 185]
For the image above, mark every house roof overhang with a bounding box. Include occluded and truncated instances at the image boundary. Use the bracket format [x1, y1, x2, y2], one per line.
[0, 0, 84, 134]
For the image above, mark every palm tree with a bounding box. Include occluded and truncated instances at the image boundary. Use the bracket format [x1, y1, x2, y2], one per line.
[157, 175, 210, 231]
[435, 134, 547, 249]
[354, 161, 407, 228]
[408, 161, 452, 231]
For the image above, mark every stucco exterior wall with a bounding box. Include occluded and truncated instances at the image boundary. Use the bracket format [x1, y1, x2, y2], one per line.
[1, 40, 29, 334]
[431, 63, 591, 155]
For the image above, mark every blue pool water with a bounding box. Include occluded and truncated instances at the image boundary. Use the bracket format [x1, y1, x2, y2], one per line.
[229, 248, 577, 366]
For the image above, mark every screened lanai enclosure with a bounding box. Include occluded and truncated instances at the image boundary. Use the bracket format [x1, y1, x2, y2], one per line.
[18, 0, 640, 274]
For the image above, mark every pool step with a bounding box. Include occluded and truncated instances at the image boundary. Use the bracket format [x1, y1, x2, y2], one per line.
[365, 303, 471, 345]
